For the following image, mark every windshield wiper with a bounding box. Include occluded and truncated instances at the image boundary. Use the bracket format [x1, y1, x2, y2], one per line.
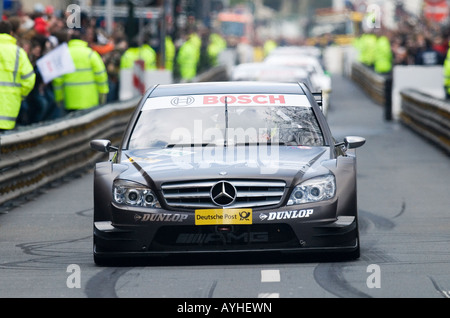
[165, 143, 210, 148]
[233, 142, 286, 146]
[224, 96, 229, 147]
[165, 142, 286, 148]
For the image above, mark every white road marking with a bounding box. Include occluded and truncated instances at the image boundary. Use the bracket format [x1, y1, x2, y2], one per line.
[259, 269, 280, 298]
[258, 293, 280, 298]
[261, 269, 281, 282]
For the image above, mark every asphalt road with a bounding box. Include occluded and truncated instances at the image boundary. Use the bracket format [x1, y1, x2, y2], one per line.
[0, 74, 449, 300]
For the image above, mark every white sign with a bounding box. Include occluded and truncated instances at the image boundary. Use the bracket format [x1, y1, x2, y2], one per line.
[391, 65, 444, 119]
[36, 43, 76, 83]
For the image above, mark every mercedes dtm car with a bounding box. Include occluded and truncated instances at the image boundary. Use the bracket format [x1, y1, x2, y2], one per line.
[231, 62, 315, 92]
[90, 81, 365, 265]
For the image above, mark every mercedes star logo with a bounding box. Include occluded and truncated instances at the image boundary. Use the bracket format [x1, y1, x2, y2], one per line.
[210, 181, 236, 206]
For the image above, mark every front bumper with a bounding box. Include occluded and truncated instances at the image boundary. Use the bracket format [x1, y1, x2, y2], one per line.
[93, 214, 359, 260]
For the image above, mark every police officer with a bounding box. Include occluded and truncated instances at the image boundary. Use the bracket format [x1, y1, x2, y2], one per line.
[207, 32, 226, 67]
[176, 29, 201, 81]
[359, 32, 377, 68]
[0, 20, 36, 131]
[263, 39, 277, 58]
[374, 32, 393, 74]
[377, 32, 394, 120]
[444, 45, 450, 99]
[120, 37, 157, 72]
[122, 31, 158, 70]
[165, 35, 175, 71]
[53, 29, 109, 112]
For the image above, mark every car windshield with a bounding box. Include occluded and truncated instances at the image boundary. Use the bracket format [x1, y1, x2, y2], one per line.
[128, 96, 324, 149]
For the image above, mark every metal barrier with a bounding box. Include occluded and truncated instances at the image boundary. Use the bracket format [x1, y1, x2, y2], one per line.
[351, 62, 393, 120]
[0, 97, 140, 207]
[351, 61, 450, 155]
[0, 66, 228, 208]
[400, 89, 450, 154]
[351, 62, 387, 105]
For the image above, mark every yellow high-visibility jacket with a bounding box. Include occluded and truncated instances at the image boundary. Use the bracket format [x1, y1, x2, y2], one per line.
[53, 39, 109, 110]
[165, 36, 175, 71]
[0, 33, 35, 130]
[360, 33, 377, 67]
[374, 36, 392, 74]
[264, 39, 277, 57]
[177, 35, 201, 80]
[207, 33, 226, 66]
[444, 48, 450, 94]
[177, 40, 197, 80]
[120, 45, 157, 71]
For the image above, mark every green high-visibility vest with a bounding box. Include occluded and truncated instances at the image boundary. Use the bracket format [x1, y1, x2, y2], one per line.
[53, 39, 109, 110]
[165, 36, 175, 71]
[207, 33, 226, 66]
[120, 45, 157, 71]
[443, 47, 450, 92]
[374, 36, 392, 74]
[177, 39, 199, 80]
[0, 33, 35, 130]
[360, 33, 377, 67]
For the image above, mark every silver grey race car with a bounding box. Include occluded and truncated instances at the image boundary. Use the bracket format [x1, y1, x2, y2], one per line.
[90, 81, 365, 265]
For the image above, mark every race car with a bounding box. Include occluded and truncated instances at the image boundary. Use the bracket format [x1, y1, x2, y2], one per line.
[264, 51, 332, 116]
[231, 62, 315, 93]
[90, 81, 365, 265]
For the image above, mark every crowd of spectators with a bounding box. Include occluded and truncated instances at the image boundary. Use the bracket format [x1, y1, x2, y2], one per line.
[355, 11, 450, 71]
[388, 12, 449, 67]
[3, 4, 228, 130]
[4, 4, 131, 126]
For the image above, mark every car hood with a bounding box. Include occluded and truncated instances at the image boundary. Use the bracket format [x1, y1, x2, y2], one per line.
[118, 146, 332, 188]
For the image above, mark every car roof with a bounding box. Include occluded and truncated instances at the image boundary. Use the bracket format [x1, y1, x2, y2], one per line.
[268, 46, 322, 58]
[231, 63, 310, 79]
[231, 64, 314, 91]
[264, 54, 323, 67]
[148, 81, 307, 98]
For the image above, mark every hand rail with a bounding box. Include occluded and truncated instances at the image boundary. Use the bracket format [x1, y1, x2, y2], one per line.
[351, 62, 449, 154]
[0, 97, 140, 207]
[400, 89, 450, 155]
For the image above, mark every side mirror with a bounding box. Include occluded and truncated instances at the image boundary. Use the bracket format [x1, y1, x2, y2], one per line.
[90, 139, 118, 152]
[344, 136, 366, 149]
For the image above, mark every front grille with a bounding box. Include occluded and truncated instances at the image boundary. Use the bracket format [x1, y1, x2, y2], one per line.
[161, 180, 286, 209]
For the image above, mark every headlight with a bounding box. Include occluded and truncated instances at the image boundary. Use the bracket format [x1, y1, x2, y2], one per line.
[287, 175, 336, 205]
[113, 180, 160, 208]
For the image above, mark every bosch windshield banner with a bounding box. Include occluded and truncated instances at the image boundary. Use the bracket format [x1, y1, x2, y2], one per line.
[143, 94, 311, 110]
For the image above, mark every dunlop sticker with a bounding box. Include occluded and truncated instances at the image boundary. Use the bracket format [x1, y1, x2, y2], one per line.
[195, 209, 252, 225]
